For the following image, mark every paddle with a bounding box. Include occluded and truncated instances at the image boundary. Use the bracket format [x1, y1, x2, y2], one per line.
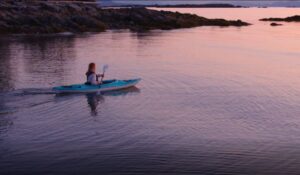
[100, 64, 109, 83]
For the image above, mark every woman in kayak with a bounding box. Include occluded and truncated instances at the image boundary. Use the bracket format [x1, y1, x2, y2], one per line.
[85, 63, 104, 85]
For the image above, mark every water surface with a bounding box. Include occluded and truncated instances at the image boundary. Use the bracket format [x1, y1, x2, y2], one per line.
[0, 8, 300, 175]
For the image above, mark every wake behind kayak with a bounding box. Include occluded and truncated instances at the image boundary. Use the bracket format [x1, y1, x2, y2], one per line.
[53, 78, 141, 93]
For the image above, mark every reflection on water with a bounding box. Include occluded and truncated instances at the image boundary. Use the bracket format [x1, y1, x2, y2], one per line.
[0, 8, 300, 175]
[0, 35, 78, 91]
[86, 87, 141, 116]
[86, 93, 105, 116]
[55, 87, 141, 116]
[0, 40, 15, 91]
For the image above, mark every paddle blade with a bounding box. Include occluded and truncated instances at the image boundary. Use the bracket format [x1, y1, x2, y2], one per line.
[102, 64, 109, 73]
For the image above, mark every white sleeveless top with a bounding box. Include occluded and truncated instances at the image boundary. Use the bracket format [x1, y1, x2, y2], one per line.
[87, 73, 98, 85]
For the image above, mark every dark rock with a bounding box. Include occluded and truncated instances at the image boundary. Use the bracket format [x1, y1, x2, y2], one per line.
[270, 22, 283, 26]
[40, 2, 60, 12]
[0, 1, 250, 34]
[260, 15, 300, 22]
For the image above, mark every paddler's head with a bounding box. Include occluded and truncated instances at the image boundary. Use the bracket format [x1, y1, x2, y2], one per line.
[88, 63, 96, 73]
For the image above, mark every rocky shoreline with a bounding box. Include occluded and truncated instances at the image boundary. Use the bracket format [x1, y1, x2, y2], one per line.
[0, 1, 250, 34]
[260, 15, 300, 22]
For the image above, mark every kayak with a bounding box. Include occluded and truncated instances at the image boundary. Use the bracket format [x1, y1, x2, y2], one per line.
[53, 78, 141, 93]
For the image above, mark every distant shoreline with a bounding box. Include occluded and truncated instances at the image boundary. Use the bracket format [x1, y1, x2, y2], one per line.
[105, 4, 245, 8]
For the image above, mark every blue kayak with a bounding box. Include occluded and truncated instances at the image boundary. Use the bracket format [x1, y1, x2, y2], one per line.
[53, 78, 141, 93]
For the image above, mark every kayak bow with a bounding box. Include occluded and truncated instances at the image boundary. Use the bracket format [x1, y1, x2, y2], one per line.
[53, 78, 141, 93]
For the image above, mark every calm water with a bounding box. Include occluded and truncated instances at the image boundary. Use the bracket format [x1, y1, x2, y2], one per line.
[0, 8, 300, 175]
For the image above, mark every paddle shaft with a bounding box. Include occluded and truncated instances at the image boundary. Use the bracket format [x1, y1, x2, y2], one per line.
[100, 69, 105, 83]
